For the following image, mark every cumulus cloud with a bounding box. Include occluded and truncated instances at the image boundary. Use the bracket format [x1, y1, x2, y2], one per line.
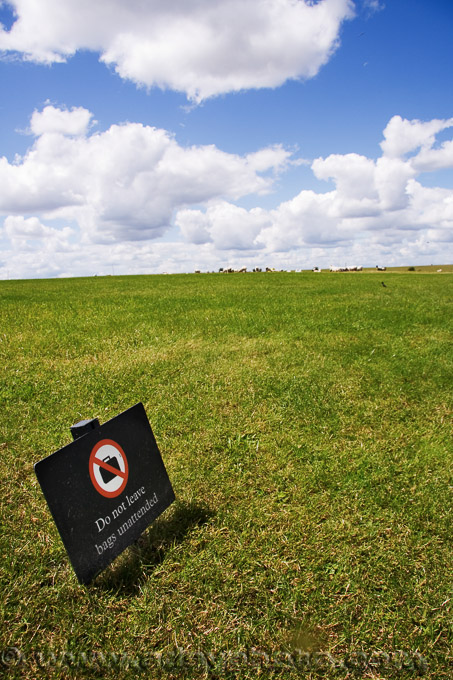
[3, 215, 74, 250]
[30, 105, 94, 137]
[312, 153, 379, 216]
[176, 202, 271, 250]
[0, 0, 354, 100]
[0, 105, 287, 242]
[411, 140, 453, 173]
[246, 145, 295, 174]
[1, 110, 453, 278]
[381, 115, 453, 159]
[172, 114, 453, 256]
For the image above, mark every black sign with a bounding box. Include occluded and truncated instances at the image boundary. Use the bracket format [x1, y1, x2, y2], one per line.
[34, 403, 175, 584]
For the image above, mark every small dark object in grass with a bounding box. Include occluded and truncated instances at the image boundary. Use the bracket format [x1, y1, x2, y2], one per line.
[408, 266, 415, 271]
[381, 281, 387, 287]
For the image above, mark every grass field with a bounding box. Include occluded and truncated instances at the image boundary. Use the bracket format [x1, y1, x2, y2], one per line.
[1, 270, 452, 678]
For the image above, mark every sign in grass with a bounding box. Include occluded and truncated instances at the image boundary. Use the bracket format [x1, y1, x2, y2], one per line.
[34, 402, 175, 584]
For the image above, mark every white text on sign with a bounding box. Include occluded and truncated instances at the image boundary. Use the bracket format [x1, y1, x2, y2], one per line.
[94, 485, 159, 556]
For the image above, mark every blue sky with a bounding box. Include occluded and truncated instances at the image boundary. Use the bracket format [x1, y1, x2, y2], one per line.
[0, 0, 452, 277]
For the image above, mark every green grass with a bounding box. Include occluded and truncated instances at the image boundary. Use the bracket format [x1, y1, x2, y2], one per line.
[1, 271, 452, 678]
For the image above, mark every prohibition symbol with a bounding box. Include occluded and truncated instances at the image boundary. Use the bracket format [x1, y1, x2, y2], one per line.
[89, 439, 129, 498]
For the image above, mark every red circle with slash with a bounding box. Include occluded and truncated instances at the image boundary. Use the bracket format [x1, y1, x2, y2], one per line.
[89, 439, 129, 498]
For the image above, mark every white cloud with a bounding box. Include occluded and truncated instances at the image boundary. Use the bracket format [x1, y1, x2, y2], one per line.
[0, 105, 285, 242]
[3, 215, 74, 250]
[30, 105, 94, 137]
[0, 0, 355, 100]
[176, 202, 271, 250]
[246, 145, 295, 174]
[313, 153, 377, 199]
[374, 156, 415, 211]
[173, 114, 453, 257]
[381, 115, 453, 158]
[362, 0, 385, 15]
[174, 209, 212, 246]
[407, 181, 453, 230]
[411, 140, 453, 173]
[1, 111, 453, 279]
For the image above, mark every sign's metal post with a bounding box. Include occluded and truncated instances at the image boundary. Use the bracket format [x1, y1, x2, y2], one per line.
[70, 418, 100, 441]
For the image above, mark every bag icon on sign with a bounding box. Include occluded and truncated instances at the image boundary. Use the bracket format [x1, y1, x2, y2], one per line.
[99, 455, 120, 484]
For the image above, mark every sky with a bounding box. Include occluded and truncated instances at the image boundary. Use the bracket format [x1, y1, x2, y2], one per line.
[0, 0, 452, 278]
